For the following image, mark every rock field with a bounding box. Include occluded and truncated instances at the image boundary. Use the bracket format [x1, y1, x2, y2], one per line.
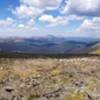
[0, 57, 100, 100]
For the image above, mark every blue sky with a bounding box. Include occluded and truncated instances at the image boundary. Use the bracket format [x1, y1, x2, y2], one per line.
[0, 0, 100, 38]
[0, 0, 19, 18]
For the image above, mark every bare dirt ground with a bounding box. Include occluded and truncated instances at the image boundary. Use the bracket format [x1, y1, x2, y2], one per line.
[0, 57, 100, 100]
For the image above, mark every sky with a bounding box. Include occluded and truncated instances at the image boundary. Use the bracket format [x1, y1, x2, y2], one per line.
[0, 0, 100, 38]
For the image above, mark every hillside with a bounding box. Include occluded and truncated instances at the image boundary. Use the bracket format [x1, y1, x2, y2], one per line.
[90, 43, 100, 54]
[0, 37, 99, 54]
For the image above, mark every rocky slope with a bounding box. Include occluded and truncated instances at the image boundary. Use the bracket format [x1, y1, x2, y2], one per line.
[0, 57, 100, 100]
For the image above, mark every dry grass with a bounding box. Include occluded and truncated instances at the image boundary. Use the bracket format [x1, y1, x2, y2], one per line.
[0, 57, 99, 100]
[91, 50, 100, 54]
[0, 70, 8, 80]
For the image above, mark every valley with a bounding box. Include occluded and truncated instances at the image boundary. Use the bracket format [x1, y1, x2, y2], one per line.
[0, 36, 100, 55]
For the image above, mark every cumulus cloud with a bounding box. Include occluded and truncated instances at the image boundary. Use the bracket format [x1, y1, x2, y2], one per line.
[13, 0, 85, 27]
[21, 0, 61, 9]
[62, 0, 100, 16]
[0, 16, 38, 37]
[0, 17, 14, 27]
[17, 24, 25, 28]
[0, 0, 100, 38]
[79, 17, 100, 31]
[39, 14, 85, 26]
[39, 14, 69, 26]
[0, 18, 39, 37]
[76, 17, 100, 37]
[13, 0, 62, 18]
[0, 17, 35, 29]
[14, 5, 42, 18]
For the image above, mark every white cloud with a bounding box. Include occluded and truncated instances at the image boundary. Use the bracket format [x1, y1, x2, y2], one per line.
[0, 17, 35, 29]
[39, 14, 68, 26]
[13, 5, 42, 18]
[79, 17, 100, 30]
[13, 0, 85, 27]
[76, 17, 100, 38]
[0, 20, 39, 37]
[1, 0, 100, 38]
[39, 14, 54, 22]
[0, 17, 38, 37]
[39, 14, 84, 26]
[0, 17, 14, 27]
[0, 16, 100, 38]
[20, 0, 61, 9]
[62, 0, 100, 16]
[18, 24, 25, 28]
[14, 0, 62, 18]
[0, 27, 39, 37]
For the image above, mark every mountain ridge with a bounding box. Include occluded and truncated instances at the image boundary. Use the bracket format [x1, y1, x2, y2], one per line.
[0, 36, 100, 54]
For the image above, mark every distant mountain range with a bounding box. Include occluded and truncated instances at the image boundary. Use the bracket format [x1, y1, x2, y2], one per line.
[0, 36, 100, 54]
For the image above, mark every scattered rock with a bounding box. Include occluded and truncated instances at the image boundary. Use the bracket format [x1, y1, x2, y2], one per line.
[0, 57, 99, 100]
